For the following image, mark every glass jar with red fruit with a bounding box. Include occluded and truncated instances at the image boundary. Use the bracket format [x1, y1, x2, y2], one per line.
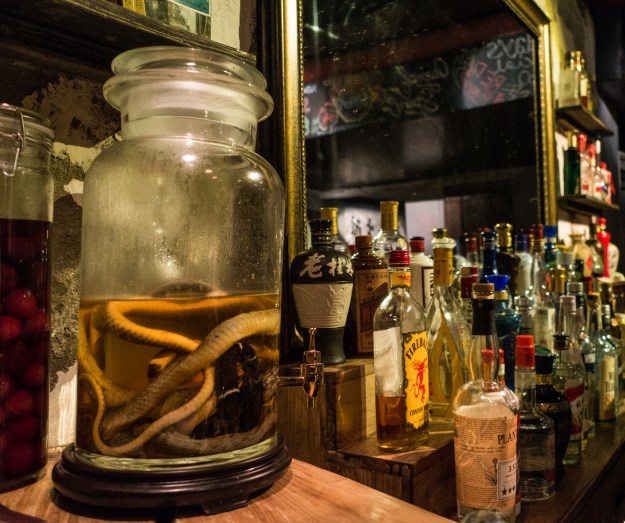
[0, 103, 54, 490]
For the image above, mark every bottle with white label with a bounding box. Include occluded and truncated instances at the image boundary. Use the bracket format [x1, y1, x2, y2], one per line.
[453, 283, 519, 523]
[409, 236, 434, 312]
[373, 250, 429, 451]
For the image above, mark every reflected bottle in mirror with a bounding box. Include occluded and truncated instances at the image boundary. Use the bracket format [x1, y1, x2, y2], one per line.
[372, 201, 408, 262]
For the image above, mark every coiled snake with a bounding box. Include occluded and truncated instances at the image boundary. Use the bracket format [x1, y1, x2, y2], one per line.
[77, 295, 280, 458]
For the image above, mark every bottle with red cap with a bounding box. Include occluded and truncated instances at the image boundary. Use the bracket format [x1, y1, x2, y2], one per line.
[373, 250, 429, 451]
[409, 236, 433, 312]
[515, 335, 556, 501]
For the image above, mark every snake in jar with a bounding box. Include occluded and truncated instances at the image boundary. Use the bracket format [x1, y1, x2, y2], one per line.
[77, 292, 280, 457]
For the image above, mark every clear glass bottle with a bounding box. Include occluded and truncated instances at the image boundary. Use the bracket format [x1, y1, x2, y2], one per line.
[551, 331, 584, 466]
[71, 47, 285, 475]
[515, 295, 533, 336]
[460, 266, 478, 330]
[345, 234, 388, 357]
[528, 225, 555, 353]
[464, 232, 481, 270]
[453, 283, 519, 522]
[535, 352, 571, 479]
[586, 223, 604, 288]
[426, 234, 471, 423]
[515, 335, 555, 501]
[320, 207, 348, 253]
[0, 104, 54, 491]
[409, 236, 433, 312]
[372, 201, 408, 261]
[570, 232, 593, 279]
[373, 250, 429, 451]
[514, 234, 533, 297]
[596, 217, 620, 280]
[487, 275, 520, 390]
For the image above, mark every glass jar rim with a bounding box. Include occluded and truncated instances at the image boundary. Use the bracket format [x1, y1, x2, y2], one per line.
[0, 103, 55, 144]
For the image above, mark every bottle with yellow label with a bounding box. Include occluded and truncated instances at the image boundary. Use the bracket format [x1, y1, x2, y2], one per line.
[373, 250, 429, 451]
[426, 229, 471, 423]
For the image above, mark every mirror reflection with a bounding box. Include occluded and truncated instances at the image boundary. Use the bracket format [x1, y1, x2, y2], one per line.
[303, 0, 540, 251]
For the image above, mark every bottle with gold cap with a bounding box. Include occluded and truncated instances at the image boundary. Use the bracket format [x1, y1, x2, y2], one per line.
[320, 207, 348, 253]
[372, 201, 408, 261]
[426, 228, 471, 423]
[495, 223, 520, 298]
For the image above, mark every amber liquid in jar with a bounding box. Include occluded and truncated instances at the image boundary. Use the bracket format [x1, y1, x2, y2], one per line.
[76, 293, 279, 461]
[0, 218, 50, 488]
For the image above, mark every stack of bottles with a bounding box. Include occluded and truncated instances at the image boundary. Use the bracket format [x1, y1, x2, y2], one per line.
[563, 133, 614, 203]
[298, 201, 624, 523]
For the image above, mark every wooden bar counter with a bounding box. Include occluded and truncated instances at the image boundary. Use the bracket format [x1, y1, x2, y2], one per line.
[0, 452, 453, 523]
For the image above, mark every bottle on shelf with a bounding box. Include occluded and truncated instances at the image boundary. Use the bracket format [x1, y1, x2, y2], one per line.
[600, 161, 613, 204]
[453, 282, 519, 522]
[528, 224, 555, 353]
[599, 300, 623, 410]
[479, 230, 498, 283]
[117, 0, 147, 15]
[464, 232, 481, 269]
[543, 225, 558, 270]
[578, 134, 592, 196]
[345, 235, 388, 357]
[409, 236, 434, 312]
[535, 352, 572, 479]
[320, 207, 348, 253]
[514, 234, 533, 297]
[563, 132, 581, 195]
[486, 275, 520, 390]
[596, 217, 620, 280]
[144, 0, 210, 39]
[587, 223, 605, 288]
[427, 233, 471, 422]
[558, 50, 592, 110]
[515, 335, 556, 502]
[495, 223, 520, 298]
[460, 266, 478, 330]
[372, 201, 408, 261]
[570, 232, 593, 279]
[373, 250, 429, 451]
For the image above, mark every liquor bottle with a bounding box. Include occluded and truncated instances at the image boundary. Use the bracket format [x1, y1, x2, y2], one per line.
[568, 282, 596, 439]
[543, 225, 558, 269]
[559, 50, 591, 110]
[515, 295, 533, 336]
[551, 336, 584, 465]
[427, 233, 471, 422]
[320, 207, 348, 253]
[409, 236, 434, 312]
[373, 250, 429, 451]
[570, 232, 593, 279]
[514, 234, 533, 296]
[556, 252, 577, 282]
[464, 232, 481, 269]
[586, 224, 604, 289]
[564, 132, 581, 195]
[460, 266, 478, 329]
[291, 219, 354, 364]
[515, 335, 556, 501]
[596, 217, 620, 279]
[587, 295, 618, 422]
[535, 352, 572, 479]
[487, 275, 520, 390]
[372, 201, 408, 261]
[599, 302, 622, 412]
[345, 235, 388, 357]
[579, 134, 592, 196]
[453, 282, 519, 522]
[528, 224, 555, 353]
[495, 223, 520, 298]
[479, 230, 498, 283]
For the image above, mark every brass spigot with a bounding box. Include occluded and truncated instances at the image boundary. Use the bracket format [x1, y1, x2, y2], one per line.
[278, 327, 324, 409]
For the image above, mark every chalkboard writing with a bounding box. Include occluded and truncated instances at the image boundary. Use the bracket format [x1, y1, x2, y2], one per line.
[305, 31, 534, 138]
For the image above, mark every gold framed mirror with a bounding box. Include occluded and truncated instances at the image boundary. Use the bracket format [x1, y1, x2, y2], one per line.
[267, 0, 554, 264]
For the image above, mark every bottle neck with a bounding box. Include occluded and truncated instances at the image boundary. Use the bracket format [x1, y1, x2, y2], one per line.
[536, 373, 554, 386]
[433, 248, 454, 287]
[380, 210, 398, 231]
[515, 367, 537, 411]
[389, 267, 411, 290]
[470, 299, 499, 382]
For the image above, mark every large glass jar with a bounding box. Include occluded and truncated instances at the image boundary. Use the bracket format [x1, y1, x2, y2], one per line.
[73, 48, 285, 474]
[0, 104, 54, 490]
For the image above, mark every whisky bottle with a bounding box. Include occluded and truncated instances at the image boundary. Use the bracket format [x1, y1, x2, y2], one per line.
[373, 250, 428, 451]
[409, 236, 433, 312]
[320, 207, 348, 253]
[453, 282, 519, 522]
[372, 201, 408, 261]
[427, 233, 471, 423]
[535, 352, 571, 479]
[345, 235, 388, 357]
[515, 335, 556, 501]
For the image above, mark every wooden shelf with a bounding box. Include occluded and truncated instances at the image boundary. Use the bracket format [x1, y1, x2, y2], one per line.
[556, 105, 613, 137]
[558, 194, 620, 216]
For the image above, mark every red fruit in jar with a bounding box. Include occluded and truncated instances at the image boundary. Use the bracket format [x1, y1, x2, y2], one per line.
[20, 362, 45, 389]
[29, 340, 48, 362]
[8, 415, 38, 442]
[3, 288, 37, 319]
[0, 404, 5, 426]
[0, 316, 22, 346]
[3, 236, 35, 265]
[6, 341, 32, 375]
[0, 374, 15, 402]
[0, 431, 11, 454]
[0, 264, 17, 296]
[3, 442, 35, 477]
[22, 309, 48, 340]
[6, 389, 34, 418]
